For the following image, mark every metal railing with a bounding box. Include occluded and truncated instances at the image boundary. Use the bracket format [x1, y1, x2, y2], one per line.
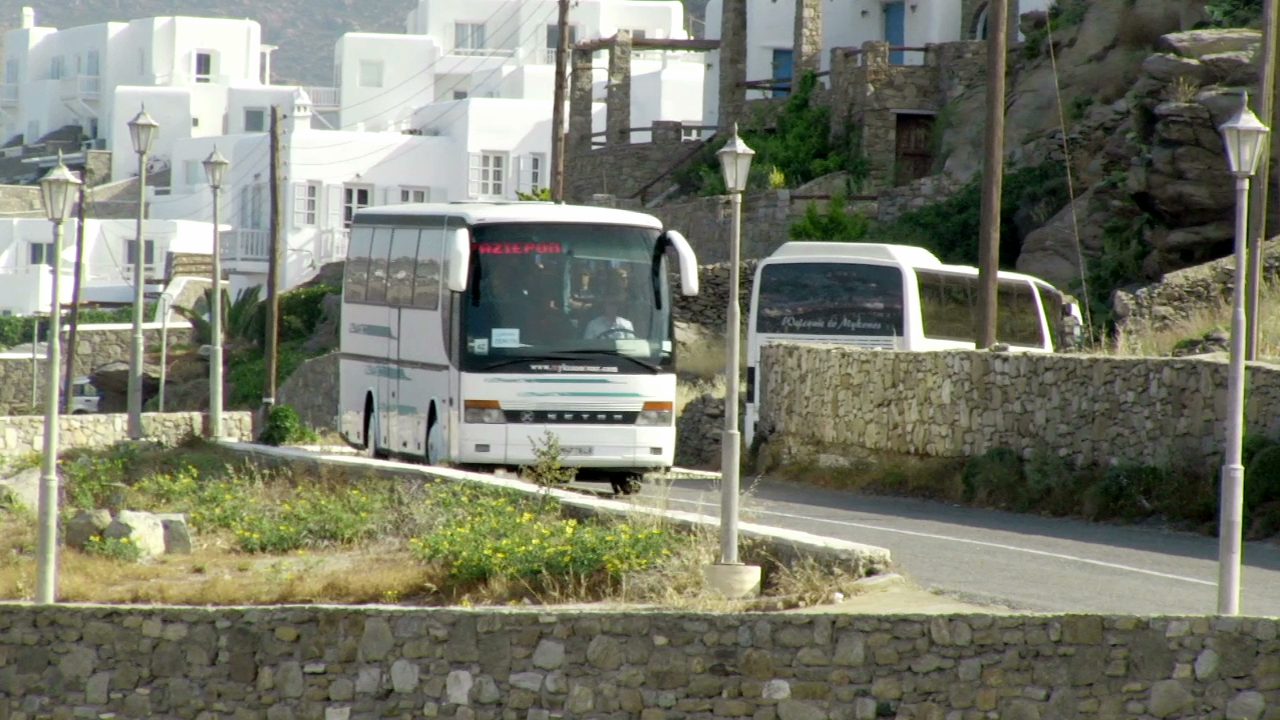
[316, 228, 349, 264]
[221, 229, 270, 262]
[449, 47, 516, 58]
[303, 86, 340, 108]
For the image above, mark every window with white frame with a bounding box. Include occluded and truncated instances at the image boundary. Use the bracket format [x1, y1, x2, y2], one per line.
[29, 242, 52, 267]
[455, 23, 487, 52]
[194, 51, 214, 82]
[359, 60, 384, 88]
[294, 182, 319, 226]
[468, 152, 508, 198]
[343, 185, 372, 226]
[5, 59, 17, 84]
[126, 239, 156, 266]
[244, 108, 266, 133]
[86, 50, 100, 76]
[240, 184, 265, 230]
[399, 187, 428, 204]
[50, 56, 65, 80]
[517, 153, 546, 194]
[184, 160, 202, 186]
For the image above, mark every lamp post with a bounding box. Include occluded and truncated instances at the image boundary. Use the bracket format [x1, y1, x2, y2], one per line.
[35, 155, 81, 605]
[126, 106, 159, 440]
[203, 146, 229, 440]
[703, 124, 762, 599]
[1217, 92, 1270, 616]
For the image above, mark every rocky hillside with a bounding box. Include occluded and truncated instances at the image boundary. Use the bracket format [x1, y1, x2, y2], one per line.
[9, 0, 707, 87]
[921, 0, 1276, 324]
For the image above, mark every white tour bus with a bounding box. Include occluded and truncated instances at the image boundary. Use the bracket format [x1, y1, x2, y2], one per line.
[743, 242, 1082, 445]
[338, 201, 700, 494]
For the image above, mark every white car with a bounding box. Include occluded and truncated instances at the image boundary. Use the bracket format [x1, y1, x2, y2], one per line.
[69, 377, 100, 414]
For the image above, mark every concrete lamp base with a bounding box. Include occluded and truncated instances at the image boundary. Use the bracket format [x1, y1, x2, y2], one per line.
[704, 563, 763, 600]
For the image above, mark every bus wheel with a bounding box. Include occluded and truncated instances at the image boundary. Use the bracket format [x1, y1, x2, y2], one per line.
[611, 475, 643, 496]
[426, 419, 446, 466]
[362, 405, 378, 459]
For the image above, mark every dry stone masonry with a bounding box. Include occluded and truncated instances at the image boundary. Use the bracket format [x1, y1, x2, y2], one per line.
[759, 345, 1280, 469]
[3, 607, 1280, 719]
[0, 411, 254, 457]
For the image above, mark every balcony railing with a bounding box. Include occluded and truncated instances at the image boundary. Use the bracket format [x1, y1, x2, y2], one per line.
[317, 228, 349, 265]
[221, 229, 270, 263]
[60, 75, 101, 101]
[449, 47, 515, 58]
[1, 83, 17, 106]
[303, 86, 339, 109]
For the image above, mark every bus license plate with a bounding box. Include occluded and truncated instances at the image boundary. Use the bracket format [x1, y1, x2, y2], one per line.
[560, 446, 593, 456]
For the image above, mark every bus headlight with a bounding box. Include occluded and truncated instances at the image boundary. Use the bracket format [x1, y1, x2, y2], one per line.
[636, 401, 673, 426]
[464, 400, 504, 424]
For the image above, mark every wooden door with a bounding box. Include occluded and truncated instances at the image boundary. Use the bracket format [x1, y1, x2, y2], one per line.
[894, 113, 935, 186]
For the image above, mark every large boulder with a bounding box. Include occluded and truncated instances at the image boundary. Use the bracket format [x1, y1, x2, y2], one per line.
[64, 509, 112, 551]
[102, 510, 166, 559]
[0, 468, 41, 514]
[1155, 29, 1262, 59]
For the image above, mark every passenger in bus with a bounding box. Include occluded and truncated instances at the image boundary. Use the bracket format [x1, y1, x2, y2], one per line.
[583, 291, 636, 340]
[526, 288, 574, 345]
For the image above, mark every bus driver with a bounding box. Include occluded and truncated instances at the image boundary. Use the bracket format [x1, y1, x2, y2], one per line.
[584, 290, 635, 340]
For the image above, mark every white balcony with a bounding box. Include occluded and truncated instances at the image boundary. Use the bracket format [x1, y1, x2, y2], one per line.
[317, 228, 349, 265]
[60, 75, 101, 101]
[304, 86, 339, 110]
[449, 47, 515, 58]
[221, 229, 270, 263]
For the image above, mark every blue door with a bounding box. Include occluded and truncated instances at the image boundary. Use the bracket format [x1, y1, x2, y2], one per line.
[771, 49, 793, 98]
[884, 2, 906, 65]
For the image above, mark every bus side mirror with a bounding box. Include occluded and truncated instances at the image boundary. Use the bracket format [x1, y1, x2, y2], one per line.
[445, 227, 471, 293]
[662, 229, 699, 296]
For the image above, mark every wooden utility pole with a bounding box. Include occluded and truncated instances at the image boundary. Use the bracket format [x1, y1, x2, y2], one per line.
[62, 171, 88, 414]
[550, 0, 571, 202]
[975, 0, 1009, 349]
[263, 105, 283, 417]
[1246, 0, 1279, 360]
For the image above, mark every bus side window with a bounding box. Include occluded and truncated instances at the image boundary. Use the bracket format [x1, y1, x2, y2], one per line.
[387, 228, 419, 306]
[996, 280, 1044, 347]
[917, 270, 976, 343]
[344, 226, 374, 302]
[413, 220, 444, 310]
[366, 227, 393, 304]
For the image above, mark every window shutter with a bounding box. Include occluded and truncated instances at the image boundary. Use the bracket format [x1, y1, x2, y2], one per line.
[513, 155, 525, 195]
[467, 153, 481, 198]
[326, 185, 342, 228]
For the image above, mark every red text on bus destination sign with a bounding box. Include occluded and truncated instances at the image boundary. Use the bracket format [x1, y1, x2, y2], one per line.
[478, 242, 563, 255]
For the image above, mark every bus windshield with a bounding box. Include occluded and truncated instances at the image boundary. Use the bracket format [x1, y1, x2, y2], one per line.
[461, 222, 673, 373]
[755, 262, 905, 337]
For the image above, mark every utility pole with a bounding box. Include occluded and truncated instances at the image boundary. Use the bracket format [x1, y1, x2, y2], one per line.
[63, 171, 88, 414]
[1246, 0, 1279, 360]
[975, 0, 1008, 349]
[262, 105, 283, 418]
[550, 0, 571, 202]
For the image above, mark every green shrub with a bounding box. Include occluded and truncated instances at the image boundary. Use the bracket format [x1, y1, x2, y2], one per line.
[788, 194, 871, 242]
[259, 405, 319, 447]
[961, 447, 1024, 506]
[409, 482, 676, 584]
[1084, 464, 1164, 521]
[519, 431, 577, 486]
[1205, 0, 1263, 27]
[1246, 445, 1280, 512]
[278, 284, 340, 343]
[83, 536, 143, 563]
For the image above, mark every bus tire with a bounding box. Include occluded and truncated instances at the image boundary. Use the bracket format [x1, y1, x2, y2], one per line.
[611, 475, 643, 496]
[362, 396, 378, 460]
[426, 408, 446, 467]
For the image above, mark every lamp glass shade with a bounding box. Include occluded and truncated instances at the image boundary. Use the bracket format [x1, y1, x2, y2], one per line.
[717, 125, 756, 194]
[203, 146, 230, 188]
[128, 107, 160, 156]
[39, 159, 82, 222]
[1220, 97, 1270, 177]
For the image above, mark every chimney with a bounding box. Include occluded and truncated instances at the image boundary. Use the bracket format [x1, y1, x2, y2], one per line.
[20, 7, 34, 28]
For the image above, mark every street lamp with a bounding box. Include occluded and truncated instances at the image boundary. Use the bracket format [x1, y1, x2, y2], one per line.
[704, 124, 761, 599]
[35, 153, 81, 605]
[126, 106, 159, 440]
[1217, 91, 1269, 616]
[203, 146, 229, 440]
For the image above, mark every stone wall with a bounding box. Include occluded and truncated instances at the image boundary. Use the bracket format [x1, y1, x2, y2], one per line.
[0, 410, 254, 456]
[759, 345, 1280, 469]
[565, 122, 709, 205]
[875, 175, 967, 224]
[4, 605, 1280, 720]
[0, 323, 194, 415]
[673, 260, 759, 333]
[278, 352, 340, 432]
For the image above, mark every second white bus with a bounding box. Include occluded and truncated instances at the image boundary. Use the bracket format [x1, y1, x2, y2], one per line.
[743, 242, 1082, 445]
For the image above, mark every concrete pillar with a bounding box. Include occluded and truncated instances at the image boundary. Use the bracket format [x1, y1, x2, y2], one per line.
[717, 0, 747, 132]
[791, 0, 822, 91]
[606, 30, 632, 146]
[568, 48, 594, 162]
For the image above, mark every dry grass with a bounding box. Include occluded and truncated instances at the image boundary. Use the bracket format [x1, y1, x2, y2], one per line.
[1111, 282, 1280, 358]
[0, 442, 874, 610]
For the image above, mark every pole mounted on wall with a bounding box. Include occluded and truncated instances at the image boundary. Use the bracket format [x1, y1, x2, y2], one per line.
[975, 0, 1008, 349]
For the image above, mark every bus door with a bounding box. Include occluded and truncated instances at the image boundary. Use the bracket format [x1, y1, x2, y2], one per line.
[387, 225, 423, 453]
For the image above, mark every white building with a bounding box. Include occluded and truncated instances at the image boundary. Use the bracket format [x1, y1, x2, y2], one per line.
[0, 7, 323, 181]
[700, 0, 1052, 126]
[150, 90, 605, 296]
[0, 216, 216, 316]
[334, 0, 705, 139]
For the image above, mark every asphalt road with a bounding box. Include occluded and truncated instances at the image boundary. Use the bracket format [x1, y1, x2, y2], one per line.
[638, 474, 1280, 616]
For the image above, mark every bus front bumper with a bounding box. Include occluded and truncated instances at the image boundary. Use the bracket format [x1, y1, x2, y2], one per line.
[457, 423, 675, 469]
